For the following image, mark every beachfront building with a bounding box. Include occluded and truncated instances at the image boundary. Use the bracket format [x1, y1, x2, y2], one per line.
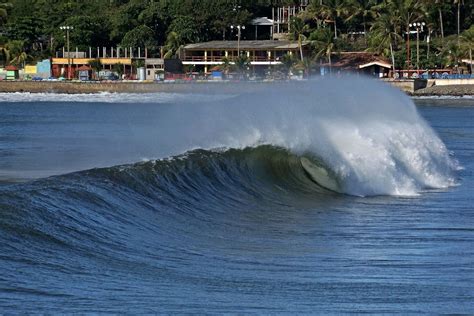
[322, 52, 392, 78]
[251, 17, 274, 40]
[182, 40, 309, 77]
[51, 48, 165, 80]
[272, 0, 309, 40]
[4, 65, 19, 80]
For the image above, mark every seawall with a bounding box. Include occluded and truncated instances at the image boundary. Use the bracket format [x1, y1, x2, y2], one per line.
[0, 81, 289, 95]
[0, 79, 472, 96]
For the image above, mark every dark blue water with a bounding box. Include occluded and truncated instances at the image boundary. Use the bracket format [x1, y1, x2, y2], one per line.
[0, 87, 473, 313]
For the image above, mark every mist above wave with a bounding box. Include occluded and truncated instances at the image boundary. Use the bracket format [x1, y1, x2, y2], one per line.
[156, 78, 457, 196]
[1, 78, 458, 196]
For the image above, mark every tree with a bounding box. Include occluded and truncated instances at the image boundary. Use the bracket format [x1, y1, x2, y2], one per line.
[121, 25, 156, 52]
[163, 31, 181, 59]
[0, 45, 10, 66]
[309, 0, 349, 39]
[113, 62, 124, 78]
[131, 58, 145, 78]
[0, 0, 472, 68]
[442, 40, 462, 72]
[6, 40, 28, 66]
[310, 28, 336, 72]
[88, 58, 102, 80]
[295, 57, 314, 78]
[168, 16, 200, 45]
[0, 0, 12, 26]
[6, 16, 43, 45]
[454, 0, 464, 46]
[368, 12, 402, 76]
[138, 1, 166, 42]
[109, 0, 147, 44]
[460, 26, 474, 73]
[234, 55, 251, 79]
[434, 0, 446, 39]
[280, 53, 297, 79]
[62, 16, 110, 51]
[379, 0, 424, 69]
[345, 0, 378, 38]
[220, 57, 233, 76]
[289, 16, 309, 61]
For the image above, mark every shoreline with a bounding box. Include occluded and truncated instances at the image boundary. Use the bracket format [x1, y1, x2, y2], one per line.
[0, 80, 473, 97]
[0, 80, 269, 95]
[411, 84, 474, 97]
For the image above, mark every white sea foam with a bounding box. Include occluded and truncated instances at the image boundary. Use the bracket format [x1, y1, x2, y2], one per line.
[413, 95, 474, 100]
[0, 91, 232, 103]
[1, 78, 458, 196]
[156, 78, 458, 196]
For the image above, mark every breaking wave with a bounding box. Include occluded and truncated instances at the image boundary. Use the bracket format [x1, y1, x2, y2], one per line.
[0, 77, 463, 313]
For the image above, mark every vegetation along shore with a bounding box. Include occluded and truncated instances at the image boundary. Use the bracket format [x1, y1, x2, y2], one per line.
[0, 1, 473, 84]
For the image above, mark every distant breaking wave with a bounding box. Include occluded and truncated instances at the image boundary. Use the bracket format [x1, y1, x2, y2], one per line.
[0, 91, 234, 104]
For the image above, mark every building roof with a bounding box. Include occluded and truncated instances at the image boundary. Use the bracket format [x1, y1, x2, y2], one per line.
[251, 17, 274, 26]
[329, 52, 391, 70]
[359, 61, 392, 69]
[145, 58, 164, 65]
[184, 40, 305, 51]
[462, 59, 474, 65]
[76, 65, 92, 71]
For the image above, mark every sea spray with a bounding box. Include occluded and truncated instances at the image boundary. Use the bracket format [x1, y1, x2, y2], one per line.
[1, 83, 471, 314]
[0, 78, 457, 196]
[141, 77, 457, 196]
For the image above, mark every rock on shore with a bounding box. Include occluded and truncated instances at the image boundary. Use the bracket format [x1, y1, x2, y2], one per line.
[414, 84, 474, 96]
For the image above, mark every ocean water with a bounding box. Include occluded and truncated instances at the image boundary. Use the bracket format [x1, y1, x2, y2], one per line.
[0, 80, 473, 313]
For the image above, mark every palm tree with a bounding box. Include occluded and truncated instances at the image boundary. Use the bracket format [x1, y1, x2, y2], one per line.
[378, 0, 424, 68]
[345, 0, 378, 38]
[460, 26, 474, 73]
[0, 0, 12, 26]
[88, 58, 102, 80]
[220, 57, 232, 76]
[234, 55, 250, 79]
[310, 28, 336, 73]
[289, 16, 309, 61]
[0, 46, 10, 66]
[280, 53, 297, 79]
[309, 0, 349, 39]
[163, 31, 182, 59]
[5, 40, 28, 67]
[112, 63, 124, 79]
[10, 51, 27, 66]
[368, 12, 402, 77]
[434, 0, 445, 40]
[295, 57, 314, 78]
[454, 0, 464, 46]
[442, 41, 462, 73]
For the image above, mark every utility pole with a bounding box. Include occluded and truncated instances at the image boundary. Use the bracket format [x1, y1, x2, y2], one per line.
[231, 25, 245, 57]
[60, 26, 74, 79]
[409, 22, 425, 74]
